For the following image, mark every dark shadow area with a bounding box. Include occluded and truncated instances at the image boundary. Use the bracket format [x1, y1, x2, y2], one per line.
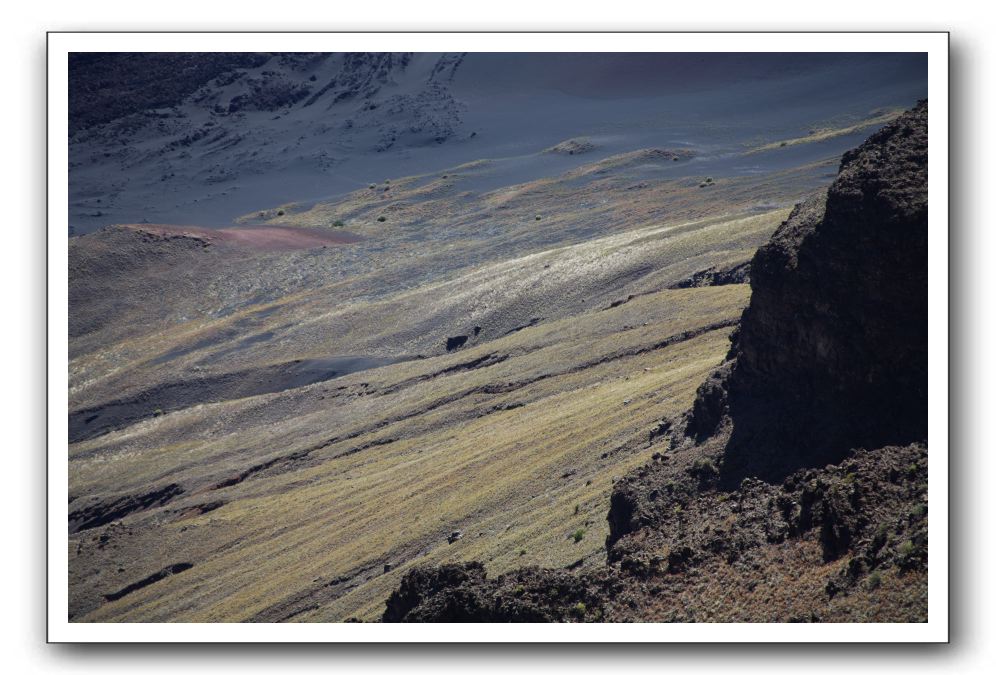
[68, 355, 405, 443]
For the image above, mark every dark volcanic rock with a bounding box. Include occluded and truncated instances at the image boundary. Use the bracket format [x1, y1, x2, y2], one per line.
[696, 100, 928, 485]
[383, 562, 618, 623]
[669, 261, 751, 289]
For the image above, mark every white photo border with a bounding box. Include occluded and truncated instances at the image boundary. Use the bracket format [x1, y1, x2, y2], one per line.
[47, 31, 949, 643]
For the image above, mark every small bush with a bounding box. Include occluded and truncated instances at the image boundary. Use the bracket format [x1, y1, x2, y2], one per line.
[377, 216, 386, 222]
[513, 584, 526, 596]
[332, 220, 345, 227]
[573, 504, 580, 515]
[153, 408, 163, 417]
[535, 215, 542, 221]
[276, 210, 285, 216]
[572, 528, 585, 543]
[872, 523, 890, 549]
[897, 540, 915, 558]
[691, 457, 719, 478]
[518, 548, 527, 556]
[867, 571, 882, 590]
[572, 601, 587, 618]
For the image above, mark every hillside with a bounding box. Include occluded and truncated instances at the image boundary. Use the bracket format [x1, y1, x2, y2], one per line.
[66, 54, 927, 623]
[68, 146, 792, 621]
[68, 52, 925, 233]
[384, 102, 928, 623]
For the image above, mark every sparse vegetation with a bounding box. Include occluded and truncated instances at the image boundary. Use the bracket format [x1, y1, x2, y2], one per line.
[572, 528, 586, 543]
[691, 457, 719, 478]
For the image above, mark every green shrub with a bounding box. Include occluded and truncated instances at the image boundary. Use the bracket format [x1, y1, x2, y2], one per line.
[867, 571, 882, 590]
[276, 210, 285, 216]
[572, 528, 585, 543]
[332, 220, 345, 227]
[692, 457, 719, 478]
[898, 540, 915, 558]
[573, 601, 587, 618]
[377, 216, 387, 223]
[573, 504, 580, 515]
[535, 215, 542, 221]
[872, 523, 890, 549]
[518, 548, 527, 556]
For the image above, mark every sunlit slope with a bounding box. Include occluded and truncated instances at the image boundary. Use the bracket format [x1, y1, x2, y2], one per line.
[70, 205, 789, 415]
[69, 150, 800, 623]
[70, 282, 746, 622]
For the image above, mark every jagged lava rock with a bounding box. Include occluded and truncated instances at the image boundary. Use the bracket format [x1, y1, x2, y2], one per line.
[713, 100, 928, 485]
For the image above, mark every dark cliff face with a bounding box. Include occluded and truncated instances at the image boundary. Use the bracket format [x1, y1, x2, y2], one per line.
[705, 100, 928, 486]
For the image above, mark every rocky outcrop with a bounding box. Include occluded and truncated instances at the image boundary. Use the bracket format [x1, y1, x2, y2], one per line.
[692, 100, 928, 485]
[668, 261, 751, 289]
[383, 562, 619, 623]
